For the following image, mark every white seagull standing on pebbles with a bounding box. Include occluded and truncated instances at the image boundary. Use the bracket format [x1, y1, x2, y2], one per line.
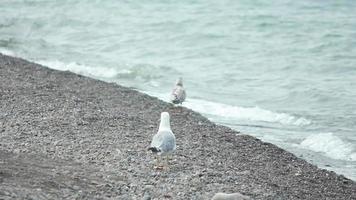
[148, 112, 176, 169]
[170, 77, 186, 105]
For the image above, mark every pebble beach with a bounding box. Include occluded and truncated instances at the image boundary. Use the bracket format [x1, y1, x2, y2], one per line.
[1, 54, 355, 199]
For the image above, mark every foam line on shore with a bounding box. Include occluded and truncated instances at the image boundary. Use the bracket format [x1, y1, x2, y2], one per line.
[1, 54, 355, 199]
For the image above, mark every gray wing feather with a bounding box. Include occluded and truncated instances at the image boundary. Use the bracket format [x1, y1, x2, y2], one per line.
[170, 86, 186, 103]
[150, 130, 176, 153]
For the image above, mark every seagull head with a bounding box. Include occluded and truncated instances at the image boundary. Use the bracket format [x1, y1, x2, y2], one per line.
[176, 77, 183, 86]
[159, 112, 171, 131]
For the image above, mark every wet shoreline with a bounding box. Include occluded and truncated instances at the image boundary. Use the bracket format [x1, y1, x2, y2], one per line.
[0, 54, 355, 199]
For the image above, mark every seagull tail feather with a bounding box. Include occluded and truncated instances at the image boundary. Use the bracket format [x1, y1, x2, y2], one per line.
[148, 147, 161, 153]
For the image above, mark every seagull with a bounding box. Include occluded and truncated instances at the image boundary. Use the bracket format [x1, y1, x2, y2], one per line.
[148, 112, 176, 169]
[170, 77, 186, 105]
[212, 192, 250, 200]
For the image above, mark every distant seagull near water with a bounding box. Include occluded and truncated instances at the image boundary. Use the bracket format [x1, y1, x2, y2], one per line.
[148, 112, 176, 169]
[170, 77, 186, 105]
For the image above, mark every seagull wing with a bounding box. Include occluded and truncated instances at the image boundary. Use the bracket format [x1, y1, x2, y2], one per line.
[150, 130, 176, 153]
[170, 86, 186, 104]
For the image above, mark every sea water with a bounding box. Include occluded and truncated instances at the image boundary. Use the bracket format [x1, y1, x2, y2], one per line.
[1, 0, 355, 180]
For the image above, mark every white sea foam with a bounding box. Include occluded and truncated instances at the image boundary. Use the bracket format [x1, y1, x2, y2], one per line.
[300, 132, 356, 161]
[35, 60, 175, 84]
[0, 48, 16, 57]
[185, 98, 311, 126]
[36, 60, 119, 79]
[148, 92, 311, 126]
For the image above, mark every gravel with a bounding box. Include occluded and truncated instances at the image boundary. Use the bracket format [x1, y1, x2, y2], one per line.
[1, 54, 355, 199]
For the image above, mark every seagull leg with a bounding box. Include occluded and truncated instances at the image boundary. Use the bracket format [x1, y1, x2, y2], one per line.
[156, 155, 160, 166]
[163, 155, 171, 170]
[154, 155, 164, 170]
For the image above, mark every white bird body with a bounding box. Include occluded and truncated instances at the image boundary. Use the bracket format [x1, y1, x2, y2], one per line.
[212, 192, 250, 200]
[149, 112, 176, 156]
[170, 78, 186, 105]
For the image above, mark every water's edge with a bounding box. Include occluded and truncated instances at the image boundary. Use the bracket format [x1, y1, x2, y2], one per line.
[1, 53, 355, 199]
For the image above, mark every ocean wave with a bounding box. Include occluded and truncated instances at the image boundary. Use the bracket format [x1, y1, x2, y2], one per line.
[36, 60, 119, 79]
[148, 92, 311, 126]
[300, 132, 356, 161]
[36, 60, 179, 85]
[184, 98, 311, 126]
[0, 49, 119, 80]
[0, 50, 178, 89]
[114, 64, 178, 81]
[0, 48, 16, 57]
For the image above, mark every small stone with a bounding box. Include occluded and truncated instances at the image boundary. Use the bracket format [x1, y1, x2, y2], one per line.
[53, 140, 60, 146]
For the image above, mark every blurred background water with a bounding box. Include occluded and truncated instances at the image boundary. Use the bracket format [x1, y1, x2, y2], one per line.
[1, 0, 355, 180]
